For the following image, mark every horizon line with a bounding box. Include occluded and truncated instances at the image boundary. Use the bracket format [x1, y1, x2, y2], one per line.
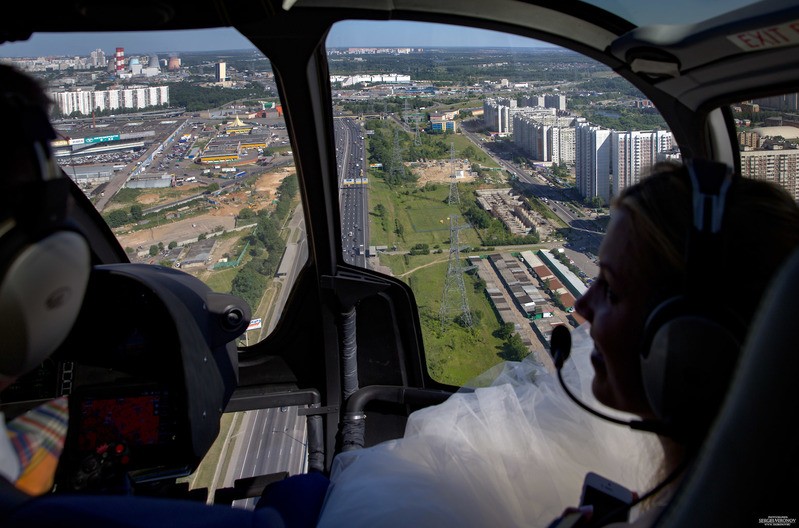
[2, 43, 566, 59]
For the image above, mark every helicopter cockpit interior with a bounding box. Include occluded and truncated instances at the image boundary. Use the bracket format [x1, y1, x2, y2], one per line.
[0, 1, 797, 526]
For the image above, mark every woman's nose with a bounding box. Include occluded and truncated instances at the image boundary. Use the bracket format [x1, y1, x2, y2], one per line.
[574, 286, 593, 321]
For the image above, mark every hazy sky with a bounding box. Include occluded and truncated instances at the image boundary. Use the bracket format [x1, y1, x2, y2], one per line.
[0, 21, 548, 58]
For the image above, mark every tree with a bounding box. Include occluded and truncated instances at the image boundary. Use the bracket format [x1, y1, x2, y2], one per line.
[129, 205, 143, 221]
[238, 207, 255, 220]
[168, 241, 178, 249]
[584, 196, 604, 209]
[149, 245, 159, 257]
[502, 333, 529, 361]
[409, 243, 430, 255]
[105, 209, 129, 228]
[230, 264, 267, 309]
[495, 322, 515, 340]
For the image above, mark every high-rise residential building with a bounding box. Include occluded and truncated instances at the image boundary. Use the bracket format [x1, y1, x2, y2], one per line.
[518, 94, 544, 107]
[512, 113, 575, 164]
[51, 89, 94, 116]
[49, 85, 169, 116]
[557, 127, 576, 164]
[483, 97, 517, 134]
[739, 131, 761, 149]
[216, 61, 227, 82]
[90, 49, 107, 68]
[611, 129, 673, 195]
[576, 124, 612, 203]
[544, 94, 567, 111]
[740, 147, 799, 201]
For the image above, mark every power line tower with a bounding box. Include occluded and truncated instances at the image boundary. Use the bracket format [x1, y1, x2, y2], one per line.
[448, 142, 460, 205]
[440, 214, 475, 328]
[389, 127, 404, 183]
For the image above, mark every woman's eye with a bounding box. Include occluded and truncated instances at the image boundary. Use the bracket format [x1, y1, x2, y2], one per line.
[597, 277, 618, 304]
[605, 286, 619, 304]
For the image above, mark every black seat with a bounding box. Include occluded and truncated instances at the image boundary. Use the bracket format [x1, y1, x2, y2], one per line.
[658, 247, 799, 525]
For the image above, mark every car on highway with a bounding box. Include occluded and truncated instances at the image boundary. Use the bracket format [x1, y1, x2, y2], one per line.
[0, 1, 797, 526]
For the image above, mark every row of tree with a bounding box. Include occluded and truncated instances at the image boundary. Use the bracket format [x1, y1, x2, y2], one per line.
[229, 174, 298, 309]
[168, 81, 272, 112]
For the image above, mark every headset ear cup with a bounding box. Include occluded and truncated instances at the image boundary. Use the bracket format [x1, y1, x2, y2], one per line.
[641, 296, 743, 439]
[0, 231, 90, 377]
[640, 296, 683, 419]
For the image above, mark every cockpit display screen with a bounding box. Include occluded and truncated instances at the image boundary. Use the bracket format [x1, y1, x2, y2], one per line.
[76, 390, 174, 451]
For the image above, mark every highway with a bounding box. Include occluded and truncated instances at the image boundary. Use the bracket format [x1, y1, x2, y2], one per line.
[335, 118, 369, 267]
[225, 405, 307, 510]
[213, 205, 309, 509]
[209, 118, 370, 510]
[219, 118, 371, 508]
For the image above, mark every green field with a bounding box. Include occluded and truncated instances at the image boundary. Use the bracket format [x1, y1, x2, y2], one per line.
[445, 134, 500, 168]
[201, 267, 239, 293]
[368, 178, 483, 250]
[380, 254, 507, 386]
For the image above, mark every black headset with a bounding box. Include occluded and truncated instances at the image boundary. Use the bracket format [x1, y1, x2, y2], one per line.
[638, 158, 745, 442]
[0, 87, 91, 381]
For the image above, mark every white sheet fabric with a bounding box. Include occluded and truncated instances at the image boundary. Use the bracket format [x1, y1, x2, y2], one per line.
[318, 324, 664, 527]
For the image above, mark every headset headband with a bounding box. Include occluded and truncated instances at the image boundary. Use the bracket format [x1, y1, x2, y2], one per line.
[684, 159, 733, 294]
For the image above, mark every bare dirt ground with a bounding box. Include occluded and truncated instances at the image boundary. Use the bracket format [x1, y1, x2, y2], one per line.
[115, 167, 294, 251]
[411, 160, 477, 185]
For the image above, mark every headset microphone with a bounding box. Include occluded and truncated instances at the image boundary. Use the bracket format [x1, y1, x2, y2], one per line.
[550, 325, 668, 435]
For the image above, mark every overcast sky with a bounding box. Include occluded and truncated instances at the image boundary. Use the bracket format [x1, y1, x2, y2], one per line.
[0, 21, 549, 58]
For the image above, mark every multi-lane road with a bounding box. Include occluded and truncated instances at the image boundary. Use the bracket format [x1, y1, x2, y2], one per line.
[335, 118, 370, 267]
[213, 120, 373, 507]
[213, 202, 309, 509]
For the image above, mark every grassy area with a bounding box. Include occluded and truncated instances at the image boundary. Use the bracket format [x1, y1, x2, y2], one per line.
[184, 412, 235, 492]
[447, 134, 500, 168]
[381, 256, 506, 385]
[200, 266, 239, 293]
[380, 252, 448, 278]
[433, 99, 484, 113]
[111, 188, 144, 204]
[368, 178, 483, 250]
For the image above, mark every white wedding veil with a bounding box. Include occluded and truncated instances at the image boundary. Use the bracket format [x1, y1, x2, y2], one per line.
[318, 323, 663, 527]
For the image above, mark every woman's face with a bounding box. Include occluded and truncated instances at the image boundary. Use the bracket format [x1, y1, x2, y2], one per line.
[574, 209, 655, 417]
